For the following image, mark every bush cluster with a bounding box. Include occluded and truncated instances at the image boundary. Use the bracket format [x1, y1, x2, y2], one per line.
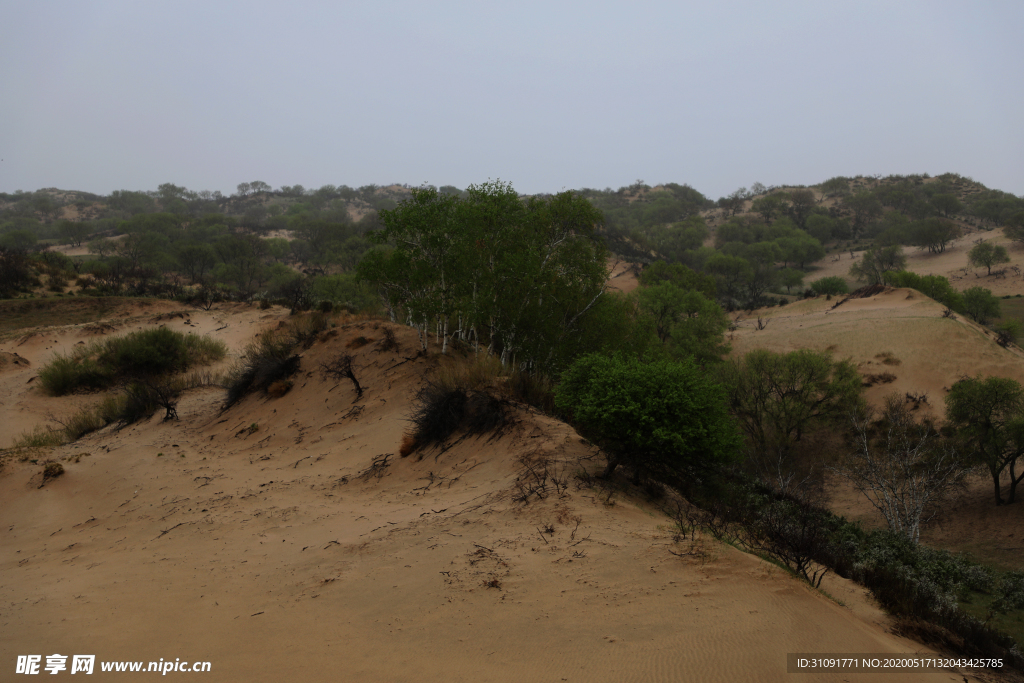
[222, 312, 331, 408]
[39, 327, 226, 395]
[403, 357, 523, 456]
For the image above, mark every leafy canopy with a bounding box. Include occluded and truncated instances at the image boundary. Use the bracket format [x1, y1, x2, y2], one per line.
[555, 354, 740, 481]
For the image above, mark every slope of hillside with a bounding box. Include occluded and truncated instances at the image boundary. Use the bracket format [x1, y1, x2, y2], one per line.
[730, 287, 1024, 419]
[0, 315, 978, 682]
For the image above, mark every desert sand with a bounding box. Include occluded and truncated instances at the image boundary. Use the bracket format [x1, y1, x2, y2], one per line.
[0, 302, 1002, 682]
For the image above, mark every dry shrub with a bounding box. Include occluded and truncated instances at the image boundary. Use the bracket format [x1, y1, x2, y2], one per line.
[862, 372, 897, 387]
[376, 326, 400, 353]
[874, 352, 902, 366]
[399, 433, 418, 457]
[319, 353, 363, 397]
[346, 335, 371, 349]
[42, 460, 64, 482]
[288, 311, 331, 348]
[224, 330, 300, 408]
[267, 380, 292, 397]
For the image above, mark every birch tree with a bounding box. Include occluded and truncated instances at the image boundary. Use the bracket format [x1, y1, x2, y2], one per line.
[836, 394, 970, 542]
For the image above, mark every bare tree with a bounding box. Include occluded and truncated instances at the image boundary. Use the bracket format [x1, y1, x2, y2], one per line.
[833, 394, 971, 542]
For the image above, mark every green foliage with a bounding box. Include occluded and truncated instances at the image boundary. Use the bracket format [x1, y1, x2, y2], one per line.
[945, 375, 1024, 505]
[751, 194, 788, 224]
[996, 319, 1022, 347]
[639, 261, 716, 298]
[842, 192, 884, 238]
[909, 218, 962, 254]
[778, 268, 804, 293]
[804, 214, 835, 244]
[967, 241, 1010, 275]
[962, 286, 1001, 324]
[719, 349, 863, 458]
[567, 291, 659, 363]
[819, 176, 850, 198]
[888, 271, 964, 312]
[775, 232, 824, 269]
[358, 182, 607, 372]
[555, 354, 740, 482]
[637, 282, 729, 364]
[849, 245, 906, 285]
[0, 246, 35, 298]
[38, 328, 226, 396]
[810, 275, 849, 296]
[309, 273, 378, 312]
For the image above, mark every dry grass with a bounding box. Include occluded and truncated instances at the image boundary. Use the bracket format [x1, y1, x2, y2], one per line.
[266, 380, 292, 397]
[874, 352, 902, 366]
[398, 433, 418, 458]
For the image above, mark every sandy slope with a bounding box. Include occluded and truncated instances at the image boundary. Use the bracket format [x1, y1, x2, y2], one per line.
[0, 319, 981, 682]
[0, 302, 289, 449]
[730, 287, 1024, 421]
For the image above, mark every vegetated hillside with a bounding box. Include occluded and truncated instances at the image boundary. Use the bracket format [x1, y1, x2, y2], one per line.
[729, 285, 1024, 416]
[0, 315, 965, 683]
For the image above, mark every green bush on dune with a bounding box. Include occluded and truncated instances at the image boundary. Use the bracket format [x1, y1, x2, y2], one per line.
[38, 327, 226, 395]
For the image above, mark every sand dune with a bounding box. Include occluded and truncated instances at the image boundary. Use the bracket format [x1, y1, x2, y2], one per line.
[0, 312, 988, 682]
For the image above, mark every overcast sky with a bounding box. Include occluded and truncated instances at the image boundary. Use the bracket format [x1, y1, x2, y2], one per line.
[2, 0, 1022, 200]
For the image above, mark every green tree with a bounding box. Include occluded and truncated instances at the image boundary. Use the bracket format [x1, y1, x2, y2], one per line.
[639, 261, 715, 298]
[1002, 212, 1024, 243]
[719, 349, 863, 459]
[785, 189, 817, 229]
[175, 242, 218, 284]
[842, 192, 883, 238]
[930, 193, 963, 218]
[0, 246, 34, 297]
[555, 354, 740, 481]
[359, 182, 607, 370]
[776, 232, 825, 269]
[779, 268, 805, 293]
[751, 194, 788, 224]
[0, 229, 37, 251]
[810, 276, 849, 296]
[819, 177, 850, 199]
[967, 241, 1010, 275]
[945, 376, 1024, 505]
[962, 286, 1001, 324]
[637, 282, 729, 364]
[805, 214, 835, 244]
[57, 220, 91, 247]
[850, 245, 906, 285]
[910, 218, 962, 254]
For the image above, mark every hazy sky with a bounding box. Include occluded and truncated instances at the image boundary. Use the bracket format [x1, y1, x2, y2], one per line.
[2, 0, 1022, 199]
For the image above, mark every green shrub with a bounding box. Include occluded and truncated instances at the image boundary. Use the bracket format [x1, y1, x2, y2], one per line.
[809, 276, 849, 296]
[38, 328, 226, 396]
[888, 271, 964, 312]
[555, 354, 740, 483]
